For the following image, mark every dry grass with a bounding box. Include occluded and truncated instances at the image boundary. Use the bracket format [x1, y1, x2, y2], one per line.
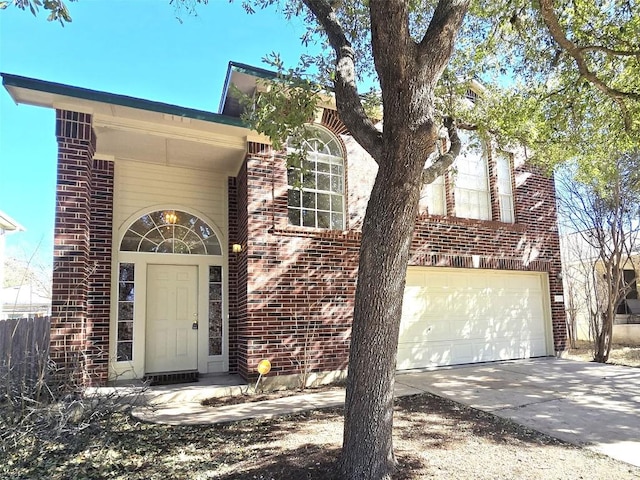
[3, 392, 639, 479]
[564, 341, 640, 367]
[4, 343, 639, 479]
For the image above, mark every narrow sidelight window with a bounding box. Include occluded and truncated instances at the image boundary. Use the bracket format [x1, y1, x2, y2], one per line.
[117, 263, 135, 361]
[208, 266, 223, 355]
[496, 152, 515, 223]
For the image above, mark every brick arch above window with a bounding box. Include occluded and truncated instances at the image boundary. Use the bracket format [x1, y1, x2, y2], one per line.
[321, 108, 350, 136]
[120, 209, 221, 255]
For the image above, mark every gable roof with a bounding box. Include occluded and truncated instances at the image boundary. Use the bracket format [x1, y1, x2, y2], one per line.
[218, 61, 338, 119]
[219, 61, 278, 118]
[2, 72, 255, 175]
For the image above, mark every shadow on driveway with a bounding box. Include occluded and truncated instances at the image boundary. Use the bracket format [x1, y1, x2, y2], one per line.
[396, 357, 640, 467]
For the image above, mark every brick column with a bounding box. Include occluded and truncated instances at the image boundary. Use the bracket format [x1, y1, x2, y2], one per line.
[546, 177, 567, 353]
[227, 176, 239, 373]
[86, 159, 114, 384]
[51, 110, 96, 388]
[232, 160, 249, 378]
[238, 142, 273, 379]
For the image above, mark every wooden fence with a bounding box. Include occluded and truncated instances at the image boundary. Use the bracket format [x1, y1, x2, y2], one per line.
[0, 316, 50, 396]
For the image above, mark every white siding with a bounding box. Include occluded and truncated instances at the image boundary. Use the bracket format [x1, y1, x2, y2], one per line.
[114, 160, 228, 243]
[109, 159, 229, 381]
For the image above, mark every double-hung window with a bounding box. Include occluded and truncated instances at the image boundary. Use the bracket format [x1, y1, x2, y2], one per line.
[453, 131, 491, 221]
[495, 152, 515, 223]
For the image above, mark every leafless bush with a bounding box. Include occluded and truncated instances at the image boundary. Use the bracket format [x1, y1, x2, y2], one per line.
[0, 330, 147, 458]
[557, 155, 640, 362]
[288, 308, 320, 391]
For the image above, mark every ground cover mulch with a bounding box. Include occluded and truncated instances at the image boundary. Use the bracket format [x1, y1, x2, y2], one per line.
[4, 392, 639, 479]
[201, 385, 344, 407]
[563, 341, 640, 367]
[4, 342, 639, 479]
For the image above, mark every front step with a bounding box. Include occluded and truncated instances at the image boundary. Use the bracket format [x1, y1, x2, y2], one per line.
[144, 370, 199, 386]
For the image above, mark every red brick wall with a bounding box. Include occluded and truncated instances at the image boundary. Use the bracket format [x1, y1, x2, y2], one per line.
[228, 176, 238, 373]
[228, 165, 249, 375]
[229, 157, 250, 377]
[86, 159, 114, 384]
[235, 139, 359, 380]
[230, 121, 566, 380]
[51, 110, 114, 387]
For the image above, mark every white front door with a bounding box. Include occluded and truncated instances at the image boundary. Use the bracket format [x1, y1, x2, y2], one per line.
[145, 264, 198, 373]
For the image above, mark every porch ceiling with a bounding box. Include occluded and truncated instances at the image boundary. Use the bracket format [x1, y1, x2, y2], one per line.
[3, 76, 255, 175]
[92, 112, 248, 173]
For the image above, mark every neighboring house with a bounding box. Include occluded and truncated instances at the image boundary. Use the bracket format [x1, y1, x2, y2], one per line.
[0, 211, 24, 320]
[560, 231, 640, 344]
[1, 285, 51, 320]
[1, 63, 566, 386]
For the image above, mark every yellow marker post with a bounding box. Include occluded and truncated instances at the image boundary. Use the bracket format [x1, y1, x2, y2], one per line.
[255, 359, 271, 390]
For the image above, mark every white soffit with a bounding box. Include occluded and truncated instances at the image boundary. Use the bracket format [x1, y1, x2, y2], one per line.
[5, 83, 250, 174]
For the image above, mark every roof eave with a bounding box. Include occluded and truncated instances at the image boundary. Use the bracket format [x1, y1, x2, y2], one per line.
[2, 72, 245, 128]
[0, 211, 25, 232]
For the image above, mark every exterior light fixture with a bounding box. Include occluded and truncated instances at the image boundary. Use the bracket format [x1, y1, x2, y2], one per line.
[232, 243, 243, 253]
[164, 211, 178, 225]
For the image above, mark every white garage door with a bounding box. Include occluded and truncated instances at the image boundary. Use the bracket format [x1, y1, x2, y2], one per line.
[397, 267, 550, 370]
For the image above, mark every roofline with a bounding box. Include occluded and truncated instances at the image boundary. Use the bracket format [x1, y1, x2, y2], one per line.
[2, 73, 245, 128]
[218, 61, 279, 114]
[218, 61, 341, 116]
[229, 61, 279, 81]
[0, 211, 25, 232]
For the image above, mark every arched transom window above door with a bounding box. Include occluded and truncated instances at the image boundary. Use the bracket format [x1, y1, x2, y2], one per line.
[120, 210, 222, 255]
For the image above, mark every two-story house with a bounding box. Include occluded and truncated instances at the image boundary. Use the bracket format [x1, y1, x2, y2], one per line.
[2, 62, 566, 386]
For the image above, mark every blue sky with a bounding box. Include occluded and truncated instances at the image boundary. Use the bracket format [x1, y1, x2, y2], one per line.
[0, 0, 312, 269]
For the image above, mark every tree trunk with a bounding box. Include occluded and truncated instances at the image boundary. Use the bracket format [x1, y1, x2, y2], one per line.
[593, 310, 613, 363]
[313, 2, 470, 477]
[339, 131, 436, 479]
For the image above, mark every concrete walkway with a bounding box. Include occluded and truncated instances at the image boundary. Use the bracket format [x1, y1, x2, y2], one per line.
[131, 358, 640, 468]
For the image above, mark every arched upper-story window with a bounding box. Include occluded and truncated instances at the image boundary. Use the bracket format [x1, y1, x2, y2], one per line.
[120, 210, 221, 255]
[286, 124, 346, 230]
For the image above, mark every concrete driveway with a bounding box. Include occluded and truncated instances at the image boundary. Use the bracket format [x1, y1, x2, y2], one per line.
[395, 357, 640, 467]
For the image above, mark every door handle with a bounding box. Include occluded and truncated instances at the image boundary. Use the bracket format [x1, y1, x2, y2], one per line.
[192, 321, 198, 330]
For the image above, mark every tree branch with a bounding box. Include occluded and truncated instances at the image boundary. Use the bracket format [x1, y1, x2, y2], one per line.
[538, 0, 640, 131]
[422, 117, 461, 184]
[578, 45, 640, 58]
[417, 0, 470, 77]
[302, 0, 383, 162]
[369, 0, 414, 90]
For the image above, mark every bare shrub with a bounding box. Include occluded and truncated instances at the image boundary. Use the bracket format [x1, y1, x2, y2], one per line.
[0, 326, 147, 459]
[290, 314, 320, 391]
